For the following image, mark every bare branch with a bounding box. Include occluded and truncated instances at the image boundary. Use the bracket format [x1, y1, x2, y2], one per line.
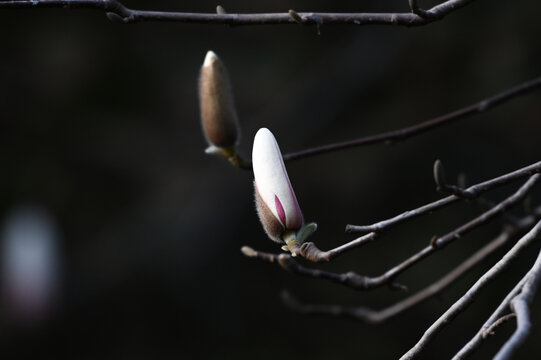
[241, 246, 394, 291]
[283, 75, 541, 161]
[470, 196, 523, 228]
[220, 76, 541, 170]
[492, 248, 541, 360]
[356, 176, 539, 287]
[432, 175, 540, 249]
[455, 247, 541, 359]
[283, 227, 515, 323]
[346, 161, 541, 234]
[302, 167, 540, 264]
[399, 220, 541, 360]
[452, 273, 530, 358]
[0, 0, 476, 26]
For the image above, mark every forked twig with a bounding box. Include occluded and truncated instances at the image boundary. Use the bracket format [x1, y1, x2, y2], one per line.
[399, 220, 541, 360]
[452, 273, 529, 359]
[347, 162, 541, 234]
[301, 164, 540, 263]
[492, 248, 541, 360]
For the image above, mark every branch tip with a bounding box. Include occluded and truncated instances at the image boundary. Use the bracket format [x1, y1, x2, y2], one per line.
[241, 246, 257, 257]
[216, 5, 227, 15]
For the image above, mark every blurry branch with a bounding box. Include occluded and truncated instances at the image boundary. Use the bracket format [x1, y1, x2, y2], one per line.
[283, 75, 541, 161]
[399, 220, 541, 360]
[0, 0, 476, 26]
[282, 226, 517, 323]
[242, 175, 540, 291]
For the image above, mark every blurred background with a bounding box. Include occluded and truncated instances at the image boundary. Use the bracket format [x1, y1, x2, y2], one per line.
[1, 0, 540, 359]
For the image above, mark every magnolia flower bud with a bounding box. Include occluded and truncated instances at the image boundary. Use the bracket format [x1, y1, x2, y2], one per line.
[199, 50, 240, 156]
[252, 128, 316, 255]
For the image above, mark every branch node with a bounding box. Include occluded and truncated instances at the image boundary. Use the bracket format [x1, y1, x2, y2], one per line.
[216, 5, 227, 14]
[299, 242, 331, 263]
[288, 9, 304, 24]
[408, 0, 440, 19]
[434, 159, 476, 199]
[344, 271, 368, 289]
[106, 11, 126, 23]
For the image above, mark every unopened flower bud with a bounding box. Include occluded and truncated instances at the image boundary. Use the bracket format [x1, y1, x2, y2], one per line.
[252, 128, 316, 254]
[199, 50, 240, 155]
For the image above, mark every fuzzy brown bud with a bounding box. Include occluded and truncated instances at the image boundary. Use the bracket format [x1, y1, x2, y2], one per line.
[254, 183, 285, 243]
[199, 51, 240, 151]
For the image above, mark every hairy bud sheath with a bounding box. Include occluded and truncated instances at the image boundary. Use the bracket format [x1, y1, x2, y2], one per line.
[252, 128, 303, 243]
[199, 51, 240, 150]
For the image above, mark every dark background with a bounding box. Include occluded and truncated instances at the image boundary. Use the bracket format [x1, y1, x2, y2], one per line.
[1, 0, 540, 359]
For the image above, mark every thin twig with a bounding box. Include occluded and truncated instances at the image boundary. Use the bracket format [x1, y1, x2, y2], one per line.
[482, 313, 516, 339]
[452, 278, 527, 360]
[224, 76, 541, 170]
[408, 0, 434, 19]
[399, 220, 541, 360]
[240, 246, 401, 291]
[493, 248, 541, 360]
[432, 175, 540, 249]
[0, 0, 475, 26]
[346, 161, 541, 234]
[299, 174, 541, 268]
[452, 243, 535, 359]
[282, 227, 515, 323]
[283, 75, 541, 161]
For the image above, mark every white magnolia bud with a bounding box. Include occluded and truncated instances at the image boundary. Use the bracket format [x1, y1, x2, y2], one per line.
[252, 128, 303, 247]
[199, 50, 240, 155]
